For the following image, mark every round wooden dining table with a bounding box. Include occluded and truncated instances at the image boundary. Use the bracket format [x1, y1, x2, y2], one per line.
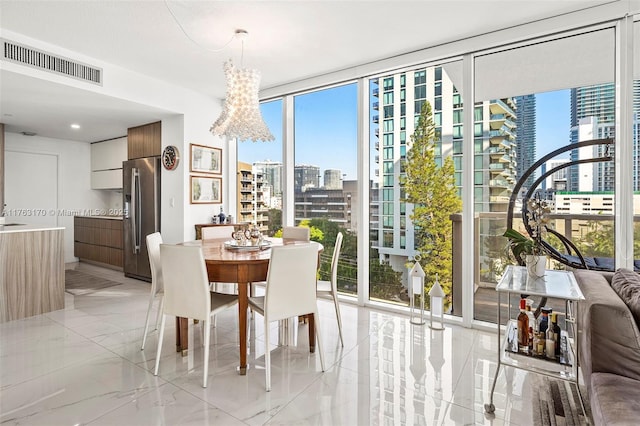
[176, 237, 323, 375]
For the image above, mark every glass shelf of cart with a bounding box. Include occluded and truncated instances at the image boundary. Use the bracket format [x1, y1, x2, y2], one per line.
[500, 320, 577, 380]
[496, 266, 585, 301]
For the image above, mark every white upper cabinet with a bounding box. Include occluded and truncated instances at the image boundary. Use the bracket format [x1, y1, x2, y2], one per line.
[91, 137, 127, 172]
[91, 137, 127, 189]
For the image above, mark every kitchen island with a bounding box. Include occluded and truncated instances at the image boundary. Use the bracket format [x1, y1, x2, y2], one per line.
[0, 224, 65, 323]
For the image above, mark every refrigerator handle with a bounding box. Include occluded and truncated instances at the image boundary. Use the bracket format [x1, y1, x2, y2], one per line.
[131, 168, 141, 254]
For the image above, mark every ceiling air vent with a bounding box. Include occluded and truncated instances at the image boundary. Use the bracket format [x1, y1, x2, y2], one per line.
[1, 38, 102, 85]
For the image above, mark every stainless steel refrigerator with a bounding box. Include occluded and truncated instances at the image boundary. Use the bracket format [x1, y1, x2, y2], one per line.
[123, 157, 161, 281]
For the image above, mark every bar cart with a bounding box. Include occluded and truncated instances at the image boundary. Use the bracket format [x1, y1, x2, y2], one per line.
[484, 265, 586, 416]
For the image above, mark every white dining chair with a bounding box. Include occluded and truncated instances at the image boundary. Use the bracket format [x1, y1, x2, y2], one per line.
[248, 242, 325, 391]
[316, 232, 344, 346]
[201, 225, 235, 240]
[202, 225, 238, 295]
[141, 232, 163, 351]
[252, 225, 310, 295]
[282, 226, 310, 242]
[154, 244, 238, 388]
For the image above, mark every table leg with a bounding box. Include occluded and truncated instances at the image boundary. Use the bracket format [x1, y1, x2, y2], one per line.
[238, 279, 248, 375]
[307, 314, 316, 353]
[176, 317, 189, 356]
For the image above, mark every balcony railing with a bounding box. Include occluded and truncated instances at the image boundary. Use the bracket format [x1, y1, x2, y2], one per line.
[447, 211, 630, 318]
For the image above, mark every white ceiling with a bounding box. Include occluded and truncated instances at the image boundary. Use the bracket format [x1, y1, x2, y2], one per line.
[0, 0, 617, 142]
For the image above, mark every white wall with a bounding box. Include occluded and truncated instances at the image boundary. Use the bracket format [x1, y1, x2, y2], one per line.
[5, 132, 112, 263]
[3, 29, 226, 245]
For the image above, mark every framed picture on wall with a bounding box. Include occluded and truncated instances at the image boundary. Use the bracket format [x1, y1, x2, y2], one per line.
[190, 175, 222, 204]
[190, 143, 222, 175]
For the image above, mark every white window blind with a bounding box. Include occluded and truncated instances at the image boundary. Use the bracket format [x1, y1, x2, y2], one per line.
[634, 20, 639, 79]
[442, 60, 464, 98]
[475, 28, 614, 100]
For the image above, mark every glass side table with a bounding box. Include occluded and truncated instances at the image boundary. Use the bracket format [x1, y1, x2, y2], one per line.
[484, 265, 586, 416]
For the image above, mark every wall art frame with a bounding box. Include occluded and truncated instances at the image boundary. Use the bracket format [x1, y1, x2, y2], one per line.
[190, 175, 222, 204]
[190, 143, 222, 175]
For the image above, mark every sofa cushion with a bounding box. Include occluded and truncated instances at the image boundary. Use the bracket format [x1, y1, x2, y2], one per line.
[574, 269, 640, 388]
[611, 268, 640, 326]
[590, 373, 640, 425]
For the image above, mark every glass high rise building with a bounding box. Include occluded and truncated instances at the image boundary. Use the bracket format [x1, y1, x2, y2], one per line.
[370, 66, 518, 273]
[514, 95, 537, 192]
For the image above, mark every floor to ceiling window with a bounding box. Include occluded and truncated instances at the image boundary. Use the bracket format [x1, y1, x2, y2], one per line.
[633, 19, 640, 262]
[237, 99, 283, 236]
[250, 14, 638, 326]
[293, 84, 359, 295]
[368, 61, 463, 312]
[473, 28, 616, 323]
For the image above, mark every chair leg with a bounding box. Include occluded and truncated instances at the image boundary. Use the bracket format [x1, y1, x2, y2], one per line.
[314, 310, 325, 372]
[264, 317, 271, 392]
[201, 318, 205, 347]
[153, 314, 167, 376]
[203, 317, 211, 388]
[141, 293, 156, 351]
[332, 292, 344, 347]
[154, 295, 164, 331]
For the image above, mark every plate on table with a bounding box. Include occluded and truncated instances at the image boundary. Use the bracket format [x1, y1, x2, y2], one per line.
[224, 240, 271, 251]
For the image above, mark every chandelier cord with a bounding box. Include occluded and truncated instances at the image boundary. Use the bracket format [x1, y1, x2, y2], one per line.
[164, 0, 236, 52]
[240, 38, 245, 67]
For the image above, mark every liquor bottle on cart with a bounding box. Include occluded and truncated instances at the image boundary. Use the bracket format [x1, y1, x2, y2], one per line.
[545, 319, 556, 360]
[551, 312, 562, 358]
[538, 307, 552, 333]
[517, 298, 529, 354]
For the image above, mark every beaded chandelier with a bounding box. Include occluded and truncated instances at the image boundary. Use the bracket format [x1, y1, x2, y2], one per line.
[210, 59, 274, 142]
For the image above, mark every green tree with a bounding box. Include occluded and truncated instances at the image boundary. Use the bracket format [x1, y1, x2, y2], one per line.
[266, 208, 282, 236]
[402, 101, 462, 307]
[573, 219, 614, 258]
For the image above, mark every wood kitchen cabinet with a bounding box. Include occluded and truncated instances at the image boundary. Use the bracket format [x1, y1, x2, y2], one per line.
[127, 121, 161, 159]
[74, 216, 123, 269]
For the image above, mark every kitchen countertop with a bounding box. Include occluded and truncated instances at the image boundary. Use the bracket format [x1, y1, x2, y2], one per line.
[76, 215, 123, 220]
[0, 224, 65, 234]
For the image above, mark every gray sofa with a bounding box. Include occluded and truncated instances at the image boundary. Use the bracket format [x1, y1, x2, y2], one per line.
[574, 268, 640, 425]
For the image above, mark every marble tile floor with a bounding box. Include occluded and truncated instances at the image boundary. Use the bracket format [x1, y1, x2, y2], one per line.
[0, 262, 545, 425]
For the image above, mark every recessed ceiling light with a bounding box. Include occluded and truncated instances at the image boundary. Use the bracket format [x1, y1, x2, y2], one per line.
[71, 124, 81, 129]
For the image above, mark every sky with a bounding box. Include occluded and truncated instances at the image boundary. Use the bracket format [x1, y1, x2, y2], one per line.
[238, 84, 359, 181]
[535, 90, 571, 159]
[239, 85, 573, 182]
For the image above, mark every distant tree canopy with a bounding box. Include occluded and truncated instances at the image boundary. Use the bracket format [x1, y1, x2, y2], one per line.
[266, 209, 282, 236]
[402, 101, 462, 307]
[273, 219, 323, 242]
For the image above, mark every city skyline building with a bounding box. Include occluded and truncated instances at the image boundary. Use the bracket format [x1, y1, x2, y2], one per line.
[567, 81, 640, 192]
[295, 164, 321, 192]
[236, 161, 269, 231]
[253, 160, 283, 197]
[370, 66, 518, 275]
[569, 83, 617, 192]
[514, 95, 537, 191]
[542, 159, 569, 190]
[324, 169, 343, 190]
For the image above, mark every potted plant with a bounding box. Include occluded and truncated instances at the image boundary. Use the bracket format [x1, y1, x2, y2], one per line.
[504, 196, 550, 277]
